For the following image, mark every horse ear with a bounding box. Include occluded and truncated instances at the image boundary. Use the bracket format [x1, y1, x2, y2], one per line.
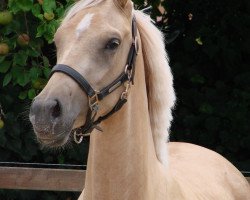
[115, 0, 129, 8]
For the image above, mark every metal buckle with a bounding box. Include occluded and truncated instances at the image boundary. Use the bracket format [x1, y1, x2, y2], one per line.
[89, 91, 99, 111]
[121, 81, 131, 100]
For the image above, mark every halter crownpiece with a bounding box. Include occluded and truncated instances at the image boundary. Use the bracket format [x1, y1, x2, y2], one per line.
[49, 16, 139, 144]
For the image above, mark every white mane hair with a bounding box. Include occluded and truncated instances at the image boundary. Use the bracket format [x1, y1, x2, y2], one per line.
[61, 0, 176, 166]
[134, 10, 176, 166]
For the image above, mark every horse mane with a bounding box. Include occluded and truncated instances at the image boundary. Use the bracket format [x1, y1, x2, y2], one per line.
[134, 10, 176, 165]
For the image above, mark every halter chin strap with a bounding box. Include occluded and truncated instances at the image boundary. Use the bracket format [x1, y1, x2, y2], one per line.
[49, 17, 139, 144]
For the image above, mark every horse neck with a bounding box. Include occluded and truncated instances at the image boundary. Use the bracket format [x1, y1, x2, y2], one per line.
[83, 36, 169, 200]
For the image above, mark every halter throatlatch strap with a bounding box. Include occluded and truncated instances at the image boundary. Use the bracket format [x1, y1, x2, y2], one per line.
[50, 17, 138, 144]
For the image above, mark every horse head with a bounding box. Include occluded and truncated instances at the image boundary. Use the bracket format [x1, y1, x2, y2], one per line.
[29, 0, 136, 147]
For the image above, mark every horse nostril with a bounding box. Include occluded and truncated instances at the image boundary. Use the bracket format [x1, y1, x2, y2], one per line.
[51, 100, 61, 119]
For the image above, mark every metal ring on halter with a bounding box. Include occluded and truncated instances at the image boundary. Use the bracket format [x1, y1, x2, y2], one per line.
[73, 131, 83, 144]
[124, 65, 133, 80]
[73, 131, 91, 144]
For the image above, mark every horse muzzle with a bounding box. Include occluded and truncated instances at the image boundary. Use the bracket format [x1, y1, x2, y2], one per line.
[29, 97, 72, 147]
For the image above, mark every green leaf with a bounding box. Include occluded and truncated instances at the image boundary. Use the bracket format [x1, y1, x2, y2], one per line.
[26, 48, 40, 57]
[18, 91, 28, 100]
[10, 65, 30, 86]
[42, 0, 56, 13]
[29, 67, 42, 80]
[11, 66, 22, 79]
[37, 14, 44, 20]
[13, 50, 28, 66]
[55, 6, 65, 18]
[43, 56, 50, 67]
[3, 73, 12, 87]
[28, 88, 36, 99]
[195, 37, 203, 45]
[8, 0, 22, 13]
[16, 71, 30, 87]
[44, 21, 58, 43]
[32, 4, 42, 17]
[37, 20, 59, 42]
[0, 61, 12, 73]
[0, 56, 6, 63]
[43, 66, 51, 78]
[37, 23, 46, 37]
[2, 20, 21, 36]
[16, 0, 33, 12]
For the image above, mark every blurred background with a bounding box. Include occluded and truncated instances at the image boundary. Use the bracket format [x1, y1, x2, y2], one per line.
[0, 0, 249, 199]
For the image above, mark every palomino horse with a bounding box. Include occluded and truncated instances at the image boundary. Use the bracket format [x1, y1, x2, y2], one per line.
[29, 0, 250, 199]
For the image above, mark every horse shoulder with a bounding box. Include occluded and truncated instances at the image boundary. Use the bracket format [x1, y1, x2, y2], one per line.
[167, 142, 250, 200]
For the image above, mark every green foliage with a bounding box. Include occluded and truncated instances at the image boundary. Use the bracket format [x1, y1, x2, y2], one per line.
[0, 0, 73, 100]
[163, 0, 250, 170]
[0, 0, 89, 199]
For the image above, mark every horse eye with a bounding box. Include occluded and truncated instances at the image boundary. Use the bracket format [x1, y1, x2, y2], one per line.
[105, 38, 120, 50]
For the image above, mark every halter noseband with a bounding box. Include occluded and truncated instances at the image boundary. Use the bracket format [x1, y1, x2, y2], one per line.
[50, 17, 139, 144]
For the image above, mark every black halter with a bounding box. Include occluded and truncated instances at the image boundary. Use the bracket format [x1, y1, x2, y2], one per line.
[50, 17, 139, 143]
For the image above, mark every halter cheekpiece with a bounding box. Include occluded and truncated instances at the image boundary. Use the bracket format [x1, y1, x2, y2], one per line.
[49, 17, 139, 144]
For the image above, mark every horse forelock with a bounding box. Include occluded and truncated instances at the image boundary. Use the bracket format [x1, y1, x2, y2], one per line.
[63, 0, 133, 26]
[62, 0, 104, 24]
